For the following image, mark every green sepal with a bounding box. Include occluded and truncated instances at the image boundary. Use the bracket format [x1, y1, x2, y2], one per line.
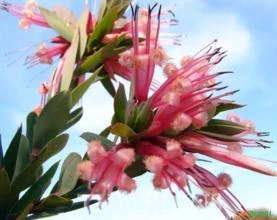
[111, 123, 136, 141]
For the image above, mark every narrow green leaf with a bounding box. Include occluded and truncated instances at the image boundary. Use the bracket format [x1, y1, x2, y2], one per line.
[80, 132, 114, 150]
[26, 112, 38, 149]
[11, 162, 60, 216]
[60, 29, 80, 91]
[132, 101, 154, 132]
[78, 7, 89, 58]
[201, 119, 247, 136]
[125, 158, 147, 178]
[77, 34, 126, 75]
[0, 134, 3, 168]
[101, 77, 116, 97]
[54, 153, 82, 196]
[12, 136, 31, 181]
[106, 0, 130, 17]
[111, 123, 136, 139]
[3, 125, 22, 179]
[0, 168, 12, 219]
[215, 103, 245, 116]
[39, 7, 73, 42]
[87, 6, 119, 48]
[11, 134, 69, 196]
[40, 195, 72, 209]
[16, 203, 34, 220]
[97, 0, 107, 19]
[71, 67, 103, 107]
[196, 130, 242, 142]
[64, 107, 83, 130]
[33, 92, 71, 150]
[114, 83, 127, 122]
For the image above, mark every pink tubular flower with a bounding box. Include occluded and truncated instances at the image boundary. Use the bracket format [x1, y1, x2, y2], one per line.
[0, 0, 49, 29]
[77, 141, 136, 206]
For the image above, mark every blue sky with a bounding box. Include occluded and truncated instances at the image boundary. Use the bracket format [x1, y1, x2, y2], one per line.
[0, 0, 277, 219]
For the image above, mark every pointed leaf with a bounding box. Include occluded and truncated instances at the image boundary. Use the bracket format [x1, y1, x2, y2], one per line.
[3, 126, 22, 179]
[33, 92, 71, 150]
[39, 7, 73, 42]
[0, 168, 12, 219]
[215, 103, 245, 116]
[97, 0, 107, 19]
[114, 83, 127, 122]
[40, 195, 72, 209]
[87, 6, 119, 48]
[0, 134, 3, 168]
[71, 67, 103, 107]
[125, 159, 146, 178]
[111, 123, 136, 139]
[101, 77, 116, 97]
[60, 29, 80, 91]
[54, 153, 82, 196]
[201, 119, 247, 136]
[64, 107, 83, 130]
[11, 162, 60, 216]
[80, 132, 114, 150]
[77, 34, 126, 75]
[11, 134, 68, 196]
[12, 136, 31, 181]
[78, 7, 89, 58]
[26, 112, 38, 149]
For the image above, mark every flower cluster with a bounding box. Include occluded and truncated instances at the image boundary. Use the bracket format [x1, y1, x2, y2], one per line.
[1, 1, 275, 219]
[76, 4, 276, 219]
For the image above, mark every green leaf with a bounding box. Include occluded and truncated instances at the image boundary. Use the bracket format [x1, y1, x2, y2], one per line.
[39, 7, 73, 42]
[11, 162, 60, 216]
[132, 101, 154, 132]
[3, 126, 22, 180]
[101, 77, 116, 97]
[80, 132, 114, 150]
[77, 34, 126, 75]
[0, 134, 3, 168]
[125, 158, 146, 178]
[111, 123, 136, 140]
[0, 168, 12, 219]
[114, 83, 127, 122]
[11, 134, 69, 196]
[26, 112, 38, 149]
[12, 136, 31, 181]
[201, 119, 247, 136]
[97, 0, 107, 19]
[196, 130, 242, 142]
[40, 195, 72, 209]
[33, 92, 71, 150]
[71, 67, 103, 107]
[54, 153, 82, 196]
[64, 107, 83, 130]
[78, 7, 89, 58]
[87, 6, 119, 48]
[106, 0, 130, 17]
[16, 203, 34, 220]
[60, 29, 80, 91]
[215, 103, 245, 116]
